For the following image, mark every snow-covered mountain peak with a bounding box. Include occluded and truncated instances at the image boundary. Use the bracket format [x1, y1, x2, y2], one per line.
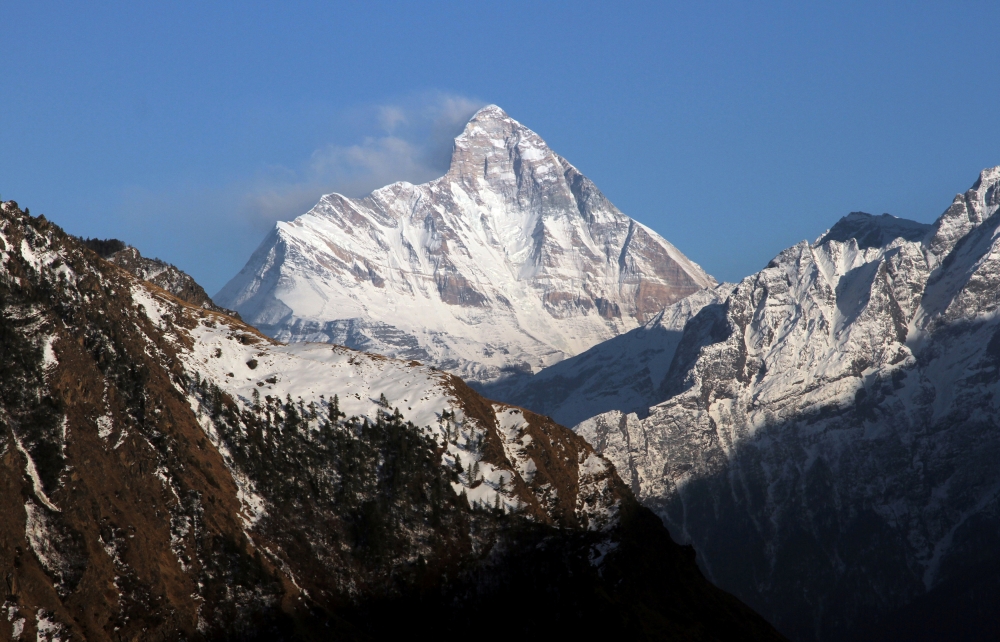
[973, 163, 1000, 189]
[445, 103, 567, 206]
[926, 165, 1000, 265]
[454, 103, 517, 138]
[217, 107, 714, 386]
[451, 104, 535, 156]
[817, 211, 932, 250]
[452, 103, 530, 147]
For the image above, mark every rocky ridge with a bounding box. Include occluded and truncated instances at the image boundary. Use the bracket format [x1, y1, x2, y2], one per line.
[0, 200, 780, 640]
[215, 105, 714, 386]
[575, 167, 1000, 640]
[78, 238, 238, 317]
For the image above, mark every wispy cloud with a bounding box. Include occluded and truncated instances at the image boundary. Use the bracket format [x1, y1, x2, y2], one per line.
[241, 92, 484, 230]
[112, 93, 485, 294]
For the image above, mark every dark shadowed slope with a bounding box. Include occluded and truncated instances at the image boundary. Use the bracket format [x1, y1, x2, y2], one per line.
[482, 286, 727, 428]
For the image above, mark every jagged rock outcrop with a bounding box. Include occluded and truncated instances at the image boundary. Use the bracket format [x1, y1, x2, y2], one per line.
[575, 167, 1000, 640]
[79, 237, 239, 317]
[215, 105, 714, 387]
[0, 201, 780, 640]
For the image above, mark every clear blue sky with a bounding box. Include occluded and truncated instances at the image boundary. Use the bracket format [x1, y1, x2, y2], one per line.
[3, 1, 1000, 293]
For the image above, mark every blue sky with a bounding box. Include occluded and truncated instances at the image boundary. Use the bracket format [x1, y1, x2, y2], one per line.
[3, 2, 1000, 293]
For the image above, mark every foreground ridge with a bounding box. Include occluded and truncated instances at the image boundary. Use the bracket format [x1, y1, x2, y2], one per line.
[0, 200, 780, 640]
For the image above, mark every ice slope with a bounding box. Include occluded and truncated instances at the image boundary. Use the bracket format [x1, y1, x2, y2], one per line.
[216, 105, 714, 386]
[576, 167, 1000, 640]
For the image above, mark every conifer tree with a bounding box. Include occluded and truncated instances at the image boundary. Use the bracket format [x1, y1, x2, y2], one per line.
[283, 394, 300, 438]
[329, 394, 345, 422]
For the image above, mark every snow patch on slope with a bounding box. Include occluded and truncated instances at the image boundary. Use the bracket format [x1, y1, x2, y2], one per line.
[12, 434, 59, 512]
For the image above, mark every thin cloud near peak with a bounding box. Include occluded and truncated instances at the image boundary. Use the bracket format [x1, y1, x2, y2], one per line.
[244, 92, 485, 227]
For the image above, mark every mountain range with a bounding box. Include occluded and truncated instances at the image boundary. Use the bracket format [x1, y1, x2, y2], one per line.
[571, 168, 1000, 640]
[8, 102, 1000, 641]
[215, 106, 1000, 640]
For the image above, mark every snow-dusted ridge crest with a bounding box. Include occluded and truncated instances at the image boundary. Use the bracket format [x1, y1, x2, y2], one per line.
[574, 166, 1000, 640]
[216, 105, 714, 386]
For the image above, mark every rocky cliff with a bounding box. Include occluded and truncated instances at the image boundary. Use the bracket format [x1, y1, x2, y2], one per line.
[575, 168, 1000, 640]
[215, 105, 714, 387]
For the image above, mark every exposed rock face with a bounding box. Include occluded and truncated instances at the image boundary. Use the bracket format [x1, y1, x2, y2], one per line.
[0, 203, 780, 640]
[215, 105, 714, 386]
[575, 167, 1000, 640]
[108, 243, 240, 318]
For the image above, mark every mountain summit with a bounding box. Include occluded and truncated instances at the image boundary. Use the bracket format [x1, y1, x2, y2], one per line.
[215, 105, 714, 385]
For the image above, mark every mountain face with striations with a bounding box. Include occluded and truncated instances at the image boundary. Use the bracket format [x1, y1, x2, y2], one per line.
[573, 168, 1000, 641]
[0, 200, 781, 640]
[215, 105, 714, 386]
